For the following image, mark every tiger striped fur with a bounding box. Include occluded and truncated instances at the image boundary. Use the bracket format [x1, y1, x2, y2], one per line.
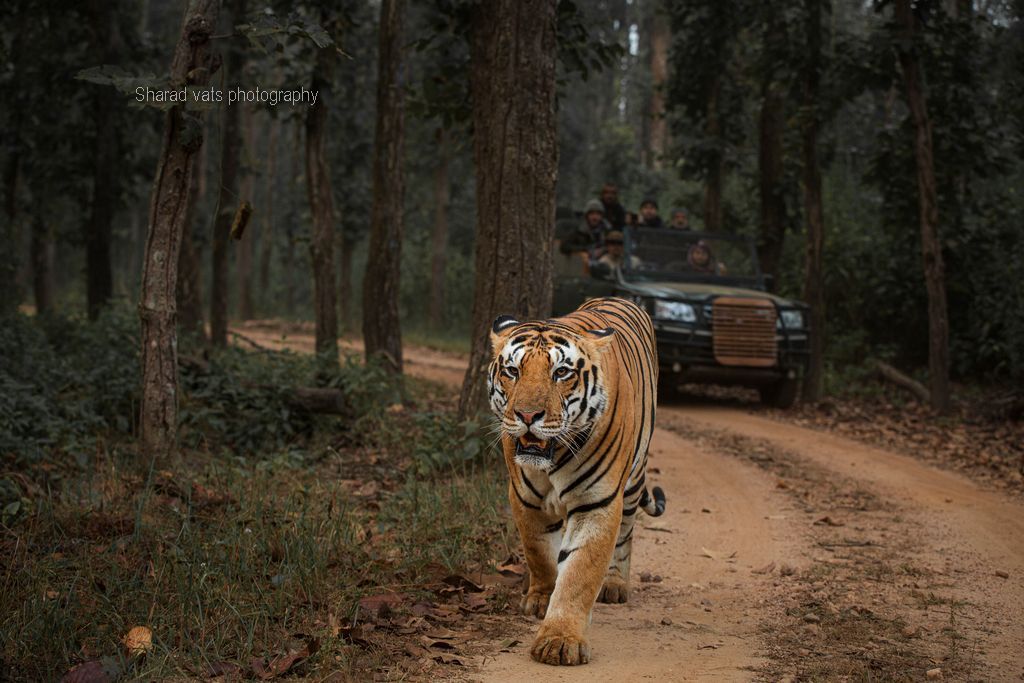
[487, 296, 665, 666]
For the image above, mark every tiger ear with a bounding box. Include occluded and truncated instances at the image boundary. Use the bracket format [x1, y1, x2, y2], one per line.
[585, 327, 616, 351]
[490, 315, 520, 352]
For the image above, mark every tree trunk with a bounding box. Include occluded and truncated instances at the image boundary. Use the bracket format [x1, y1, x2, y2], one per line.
[801, 0, 826, 403]
[428, 127, 450, 330]
[284, 122, 301, 314]
[459, 0, 559, 419]
[138, 0, 219, 465]
[306, 33, 339, 362]
[338, 237, 354, 332]
[362, 0, 407, 374]
[236, 108, 255, 321]
[30, 216, 54, 315]
[210, 0, 246, 347]
[895, 0, 952, 413]
[703, 76, 723, 232]
[648, 4, 669, 170]
[757, 84, 787, 284]
[0, 6, 27, 314]
[177, 128, 206, 339]
[258, 120, 277, 313]
[85, 0, 124, 320]
[2, 154, 21, 314]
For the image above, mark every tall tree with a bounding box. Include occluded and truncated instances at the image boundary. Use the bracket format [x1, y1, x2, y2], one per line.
[703, 77, 724, 232]
[363, 0, 407, 373]
[138, 0, 219, 464]
[30, 216, 54, 315]
[458, 0, 559, 418]
[801, 0, 827, 402]
[210, 0, 246, 347]
[258, 120, 277, 311]
[428, 126, 450, 330]
[306, 17, 339, 363]
[236, 108, 255, 322]
[177, 130, 207, 339]
[894, 0, 952, 412]
[666, 0, 744, 233]
[84, 0, 125, 320]
[0, 2, 28, 314]
[756, 3, 788, 282]
[648, 3, 670, 170]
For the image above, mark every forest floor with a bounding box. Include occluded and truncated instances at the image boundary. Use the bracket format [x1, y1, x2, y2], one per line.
[236, 321, 1024, 682]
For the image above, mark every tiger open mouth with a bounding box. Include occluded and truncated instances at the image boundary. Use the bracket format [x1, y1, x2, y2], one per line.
[516, 433, 554, 460]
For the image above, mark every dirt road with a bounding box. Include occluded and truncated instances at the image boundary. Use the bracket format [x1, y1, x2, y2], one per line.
[236, 325, 1024, 681]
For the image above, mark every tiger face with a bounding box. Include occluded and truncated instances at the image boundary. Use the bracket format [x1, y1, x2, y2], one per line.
[488, 315, 615, 471]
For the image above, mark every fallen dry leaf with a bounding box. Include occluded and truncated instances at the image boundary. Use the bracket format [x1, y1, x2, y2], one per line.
[338, 624, 373, 647]
[441, 574, 485, 592]
[752, 561, 776, 575]
[498, 638, 521, 652]
[700, 547, 720, 560]
[250, 635, 319, 680]
[59, 658, 122, 683]
[122, 626, 153, 656]
[419, 635, 457, 650]
[358, 592, 405, 619]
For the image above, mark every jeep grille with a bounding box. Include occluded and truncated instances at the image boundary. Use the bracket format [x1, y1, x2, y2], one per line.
[712, 297, 778, 367]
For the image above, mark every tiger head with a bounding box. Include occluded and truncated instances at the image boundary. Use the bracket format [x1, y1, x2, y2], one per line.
[487, 315, 616, 470]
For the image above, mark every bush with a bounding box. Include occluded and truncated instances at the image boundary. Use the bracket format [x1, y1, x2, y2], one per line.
[0, 310, 404, 462]
[0, 309, 139, 461]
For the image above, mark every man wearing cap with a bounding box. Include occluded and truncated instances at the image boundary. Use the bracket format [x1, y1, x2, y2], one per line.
[638, 197, 664, 228]
[599, 183, 626, 230]
[596, 230, 641, 275]
[559, 198, 610, 257]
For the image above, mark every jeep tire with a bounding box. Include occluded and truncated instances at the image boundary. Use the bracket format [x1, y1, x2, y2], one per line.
[759, 376, 799, 409]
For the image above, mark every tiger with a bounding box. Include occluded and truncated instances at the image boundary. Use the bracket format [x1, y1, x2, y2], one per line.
[487, 296, 666, 666]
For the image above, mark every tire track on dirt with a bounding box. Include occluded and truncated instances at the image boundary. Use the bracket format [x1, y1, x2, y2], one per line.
[661, 405, 1024, 681]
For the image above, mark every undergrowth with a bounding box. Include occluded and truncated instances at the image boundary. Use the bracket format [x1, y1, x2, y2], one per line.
[0, 311, 511, 680]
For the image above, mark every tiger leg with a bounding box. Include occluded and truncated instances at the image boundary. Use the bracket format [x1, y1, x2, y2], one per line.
[509, 484, 561, 619]
[531, 502, 621, 665]
[598, 475, 646, 604]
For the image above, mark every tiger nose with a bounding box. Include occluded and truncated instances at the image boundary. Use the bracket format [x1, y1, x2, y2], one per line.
[516, 408, 545, 425]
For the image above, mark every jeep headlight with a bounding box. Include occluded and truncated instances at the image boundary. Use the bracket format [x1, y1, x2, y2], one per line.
[781, 310, 804, 329]
[654, 300, 696, 323]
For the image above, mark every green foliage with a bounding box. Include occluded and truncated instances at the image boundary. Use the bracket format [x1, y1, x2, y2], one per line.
[408, 0, 624, 128]
[665, 0, 1024, 385]
[409, 414, 484, 475]
[0, 309, 139, 461]
[0, 311, 406, 463]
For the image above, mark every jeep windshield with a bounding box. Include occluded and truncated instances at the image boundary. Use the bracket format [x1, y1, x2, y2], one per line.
[623, 228, 763, 287]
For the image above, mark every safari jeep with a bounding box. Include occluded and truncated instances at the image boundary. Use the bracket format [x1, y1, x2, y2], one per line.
[553, 227, 811, 408]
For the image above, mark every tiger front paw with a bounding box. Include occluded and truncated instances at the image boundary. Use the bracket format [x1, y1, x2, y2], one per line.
[531, 626, 591, 666]
[520, 590, 551, 619]
[597, 576, 629, 604]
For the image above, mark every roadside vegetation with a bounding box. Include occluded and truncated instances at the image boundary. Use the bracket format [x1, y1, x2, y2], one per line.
[0, 309, 512, 681]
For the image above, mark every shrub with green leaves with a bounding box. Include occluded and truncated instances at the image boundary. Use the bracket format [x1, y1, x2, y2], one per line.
[0, 309, 139, 461]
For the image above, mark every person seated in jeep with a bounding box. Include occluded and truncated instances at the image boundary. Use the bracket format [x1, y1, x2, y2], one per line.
[687, 239, 727, 275]
[595, 230, 641, 278]
[637, 198, 664, 228]
[559, 199, 609, 258]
